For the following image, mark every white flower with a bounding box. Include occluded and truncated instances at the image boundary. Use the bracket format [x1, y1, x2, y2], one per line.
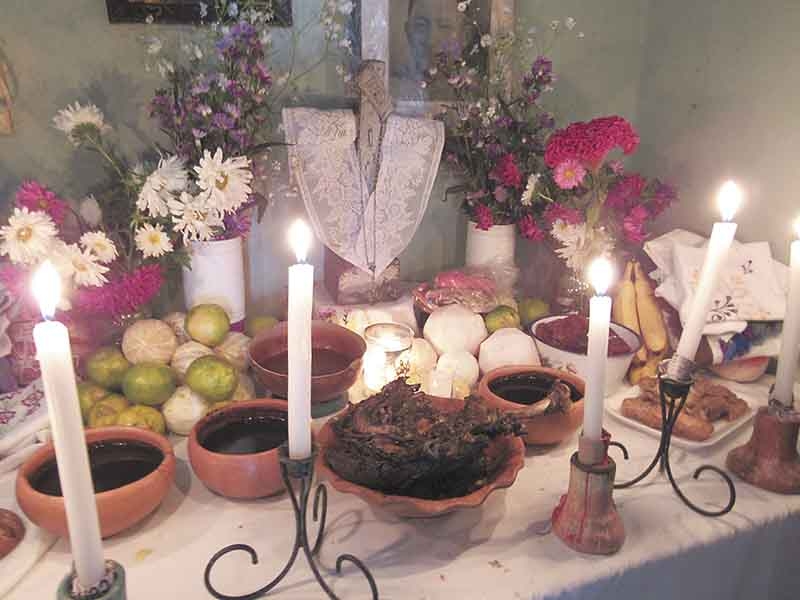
[80, 231, 118, 264]
[199, 2, 208, 18]
[52, 102, 109, 145]
[78, 195, 103, 227]
[565, 17, 577, 31]
[552, 222, 613, 273]
[550, 20, 560, 31]
[48, 241, 76, 282]
[64, 244, 108, 287]
[457, 1, 468, 12]
[338, 0, 354, 15]
[480, 34, 493, 48]
[194, 148, 253, 214]
[137, 155, 188, 218]
[169, 192, 223, 243]
[135, 223, 174, 258]
[227, 2, 239, 18]
[339, 38, 352, 50]
[335, 64, 345, 75]
[521, 174, 540, 206]
[0, 208, 58, 265]
[144, 37, 163, 55]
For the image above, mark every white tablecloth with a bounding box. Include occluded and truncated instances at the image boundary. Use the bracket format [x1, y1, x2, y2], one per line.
[4, 378, 800, 600]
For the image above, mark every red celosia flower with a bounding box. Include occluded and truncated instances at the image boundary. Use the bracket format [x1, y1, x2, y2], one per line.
[545, 116, 640, 170]
[518, 215, 544, 241]
[15, 181, 68, 225]
[74, 264, 164, 319]
[490, 154, 523, 189]
[544, 204, 583, 226]
[622, 205, 650, 243]
[474, 204, 494, 230]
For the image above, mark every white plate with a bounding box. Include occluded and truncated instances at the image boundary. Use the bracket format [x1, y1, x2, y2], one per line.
[605, 376, 771, 450]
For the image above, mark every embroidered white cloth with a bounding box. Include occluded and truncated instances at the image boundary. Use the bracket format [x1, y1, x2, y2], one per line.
[0, 380, 50, 476]
[283, 107, 444, 276]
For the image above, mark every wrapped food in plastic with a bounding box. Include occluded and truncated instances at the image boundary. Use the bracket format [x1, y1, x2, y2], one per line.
[413, 263, 519, 315]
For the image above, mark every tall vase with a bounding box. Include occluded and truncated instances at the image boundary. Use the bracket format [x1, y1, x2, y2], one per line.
[465, 222, 516, 267]
[182, 237, 246, 325]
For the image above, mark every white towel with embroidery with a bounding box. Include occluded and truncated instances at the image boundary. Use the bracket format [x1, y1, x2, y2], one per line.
[0, 380, 50, 475]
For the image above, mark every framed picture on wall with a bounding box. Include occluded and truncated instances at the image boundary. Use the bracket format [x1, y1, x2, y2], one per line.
[105, 1, 293, 26]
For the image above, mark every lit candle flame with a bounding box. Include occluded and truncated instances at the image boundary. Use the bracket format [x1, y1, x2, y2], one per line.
[288, 219, 312, 263]
[31, 260, 61, 320]
[588, 257, 614, 296]
[717, 181, 742, 222]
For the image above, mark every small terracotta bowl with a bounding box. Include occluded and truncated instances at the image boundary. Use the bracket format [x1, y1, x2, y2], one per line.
[189, 399, 288, 499]
[249, 321, 366, 404]
[16, 427, 175, 539]
[478, 366, 585, 446]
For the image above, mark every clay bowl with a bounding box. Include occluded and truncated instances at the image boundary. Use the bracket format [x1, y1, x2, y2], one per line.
[478, 366, 585, 446]
[188, 399, 288, 500]
[317, 396, 525, 518]
[249, 321, 366, 404]
[16, 427, 175, 539]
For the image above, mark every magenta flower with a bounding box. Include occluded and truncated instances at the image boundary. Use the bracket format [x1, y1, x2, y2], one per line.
[518, 215, 544, 241]
[490, 154, 523, 189]
[15, 181, 68, 225]
[74, 264, 164, 319]
[553, 159, 586, 190]
[493, 186, 509, 203]
[606, 174, 646, 211]
[474, 204, 494, 230]
[544, 204, 583, 226]
[545, 115, 640, 169]
[622, 205, 650, 244]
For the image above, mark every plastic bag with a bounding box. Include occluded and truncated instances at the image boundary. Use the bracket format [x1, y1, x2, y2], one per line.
[413, 262, 519, 314]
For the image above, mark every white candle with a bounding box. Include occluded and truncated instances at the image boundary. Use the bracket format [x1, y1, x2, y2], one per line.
[287, 220, 314, 459]
[583, 258, 614, 441]
[773, 219, 800, 407]
[675, 181, 742, 362]
[31, 262, 105, 589]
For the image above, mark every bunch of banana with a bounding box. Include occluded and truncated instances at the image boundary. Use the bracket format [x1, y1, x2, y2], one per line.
[612, 260, 670, 385]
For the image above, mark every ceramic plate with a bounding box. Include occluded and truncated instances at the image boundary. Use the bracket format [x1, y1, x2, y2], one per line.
[605, 376, 771, 450]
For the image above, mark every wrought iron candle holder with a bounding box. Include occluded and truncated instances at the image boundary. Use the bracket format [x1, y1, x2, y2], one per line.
[203, 444, 378, 600]
[57, 560, 126, 600]
[615, 356, 736, 517]
[552, 433, 629, 555]
[726, 397, 800, 494]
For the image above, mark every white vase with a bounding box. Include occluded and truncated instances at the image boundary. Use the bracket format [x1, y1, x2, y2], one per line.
[182, 237, 246, 323]
[465, 222, 516, 267]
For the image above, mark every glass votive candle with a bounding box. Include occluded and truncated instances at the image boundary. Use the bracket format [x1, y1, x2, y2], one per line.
[363, 323, 414, 391]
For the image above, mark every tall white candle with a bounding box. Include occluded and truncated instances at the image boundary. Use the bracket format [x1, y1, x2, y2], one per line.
[31, 262, 105, 589]
[675, 181, 742, 362]
[583, 258, 614, 441]
[287, 220, 314, 459]
[773, 219, 800, 407]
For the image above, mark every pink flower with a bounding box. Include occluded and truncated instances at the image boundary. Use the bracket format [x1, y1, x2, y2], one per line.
[474, 204, 494, 230]
[609, 160, 625, 175]
[15, 181, 68, 225]
[606, 174, 646, 211]
[622, 205, 650, 244]
[553, 159, 586, 190]
[493, 186, 509, 203]
[518, 215, 544, 241]
[489, 154, 523, 189]
[74, 264, 164, 319]
[0, 264, 37, 313]
[545, 116, 640, 170]
[544, 204, 583, 226]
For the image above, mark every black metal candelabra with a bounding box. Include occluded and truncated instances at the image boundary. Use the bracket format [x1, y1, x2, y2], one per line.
[614, 357, 737, 517]
[203, 445, 379, 600]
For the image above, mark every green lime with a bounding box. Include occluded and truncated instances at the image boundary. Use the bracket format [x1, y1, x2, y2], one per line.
[518, 297, 550, 327]
[484, 305, 521, 334]
[85, 347, 130, 391]
[245, 315, 278, 338]
[77, 382, 109, 423]
[185, 355, 238, 402]
[185, 304, 230, 347]
[116, 406, 166, 435]
[122, 362, 177, 406]
[87, 394, 129, 428]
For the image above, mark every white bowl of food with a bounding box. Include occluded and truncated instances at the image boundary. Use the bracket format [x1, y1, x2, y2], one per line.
[531, 314, 642, 395]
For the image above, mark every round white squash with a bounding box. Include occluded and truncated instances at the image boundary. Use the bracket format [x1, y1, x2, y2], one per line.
[395, 338, 438, 376]
[122, 319, 178, 365]
[478, 328, 540, 374]
[214, 332, 251, 371]
[171, 341, 214, 381]
[230, 372, 256, 402]
[436, 351, 480, 389]
[162, 386, 209, 435]
[423, 304, 488, 356]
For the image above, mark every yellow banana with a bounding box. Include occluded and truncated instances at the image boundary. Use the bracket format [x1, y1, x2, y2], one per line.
[633, 261, 668, 354]
[613, 261, 646, 365]
[628, 353, 661, 385]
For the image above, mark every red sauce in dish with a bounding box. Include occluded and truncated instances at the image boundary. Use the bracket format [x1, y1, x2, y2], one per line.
[536, 315, 632, 356]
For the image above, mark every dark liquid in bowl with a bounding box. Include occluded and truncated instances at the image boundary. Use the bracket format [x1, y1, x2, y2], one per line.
[489, 373, 581, 406]
[30, 440, 163, 496]
[201, 414, 288, 455]
[260, 349, 351, 376]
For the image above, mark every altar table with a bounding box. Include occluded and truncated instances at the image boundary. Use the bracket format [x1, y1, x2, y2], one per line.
[4, 378, 800, 600]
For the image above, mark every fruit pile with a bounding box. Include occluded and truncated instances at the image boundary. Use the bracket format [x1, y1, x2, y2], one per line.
[79, 304, 274, 436]
[612, 260, 671, 384]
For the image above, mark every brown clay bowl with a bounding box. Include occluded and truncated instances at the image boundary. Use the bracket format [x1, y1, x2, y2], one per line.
[16, 427, 175, 539]
[249, 321, 366, 404]
[478, 366, 585, 446]
[317, 396, 525, 518]
[188, 399, 288, 499]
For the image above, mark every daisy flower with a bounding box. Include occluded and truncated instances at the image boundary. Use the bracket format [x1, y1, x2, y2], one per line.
[194, 148, 253, 214]
[135, 223, 174, 258]
[64, 244, 109, 287]
[80, 231, 118, 264]
[521, 173, 540, 206]
[52, 102, 110, 146]
[0, 207, 58, 265]
[553, 159, 586, 190]
[137, 155, 189, 218]
[169, 192, 223, 243]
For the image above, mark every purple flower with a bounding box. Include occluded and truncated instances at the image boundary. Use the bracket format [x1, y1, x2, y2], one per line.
[650, 181, 677, 216]
[191, 75, 211, 95]
[224, 102, 241, 119]
[192, 128, 207, 139]
[211, 112, 235, 130]
[219, 209, 253, 239]
[440, 38, 463, 60]
[493, 186, 509, 203]
[531, 56, 553, 78]
[494, 116, 514, 129]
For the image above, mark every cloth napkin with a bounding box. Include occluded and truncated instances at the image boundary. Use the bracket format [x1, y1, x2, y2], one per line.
[0, 380, 50, 476]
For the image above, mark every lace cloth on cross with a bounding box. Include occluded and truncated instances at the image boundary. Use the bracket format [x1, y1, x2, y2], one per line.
[283, 108, 444, 276]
